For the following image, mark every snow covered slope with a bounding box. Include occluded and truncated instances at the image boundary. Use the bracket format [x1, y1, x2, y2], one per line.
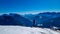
[0, 26, 60, 34]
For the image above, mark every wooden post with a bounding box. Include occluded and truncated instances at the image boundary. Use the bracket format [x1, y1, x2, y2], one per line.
[33, 19, 35, 27]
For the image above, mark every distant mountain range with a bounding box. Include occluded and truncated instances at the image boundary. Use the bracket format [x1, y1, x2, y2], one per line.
[23, 12, 60, 29]
[0, 12, 60, 29]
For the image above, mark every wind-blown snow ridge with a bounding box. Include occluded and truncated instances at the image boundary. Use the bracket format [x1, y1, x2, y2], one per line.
[0, 26, 60, 34]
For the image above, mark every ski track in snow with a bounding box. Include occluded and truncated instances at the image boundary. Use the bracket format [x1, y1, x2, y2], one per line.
[0, 26, 60, 34]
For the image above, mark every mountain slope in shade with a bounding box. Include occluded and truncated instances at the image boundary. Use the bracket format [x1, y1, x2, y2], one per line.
[0, 13, 33, 27]
[42, 16, 60, 28]
[0, 26, 60, 34]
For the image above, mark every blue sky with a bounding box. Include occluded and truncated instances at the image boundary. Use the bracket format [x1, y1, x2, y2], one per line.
[0, 0, 60, 14]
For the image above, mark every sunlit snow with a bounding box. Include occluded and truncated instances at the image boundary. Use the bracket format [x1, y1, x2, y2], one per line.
[0, 26, 60, 34]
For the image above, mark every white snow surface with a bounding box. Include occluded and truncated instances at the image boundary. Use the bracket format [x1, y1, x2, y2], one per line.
[0, 26, 60, 34]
